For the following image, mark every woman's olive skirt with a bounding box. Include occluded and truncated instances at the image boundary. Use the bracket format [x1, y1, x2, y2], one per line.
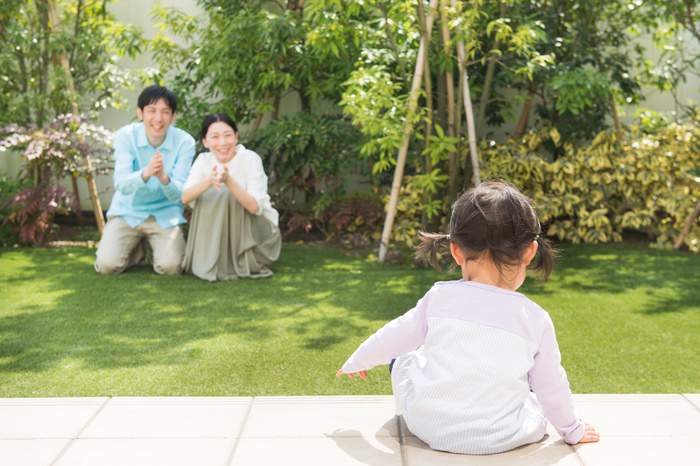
[182, 188, 281, 281]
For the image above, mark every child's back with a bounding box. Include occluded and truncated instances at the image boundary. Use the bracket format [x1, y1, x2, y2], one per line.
[338, 181, 599, 454]
[393, 280, 576, 454]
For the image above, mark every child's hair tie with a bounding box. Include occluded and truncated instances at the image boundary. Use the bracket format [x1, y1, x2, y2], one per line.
[445, 234, 450, 241]
[534, 234, 540, 241]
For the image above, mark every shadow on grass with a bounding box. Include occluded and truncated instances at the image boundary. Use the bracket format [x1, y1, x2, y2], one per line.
[0, 244, 445, 375]
[522, 242, 700, 315]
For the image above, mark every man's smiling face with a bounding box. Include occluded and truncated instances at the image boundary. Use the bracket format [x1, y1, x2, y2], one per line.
[136, 98, 175, 147]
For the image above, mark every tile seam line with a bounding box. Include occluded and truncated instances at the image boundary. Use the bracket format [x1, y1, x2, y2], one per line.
[682, 394, 700, 413]
[568, 443, 585, 466]
[225, 396, 255, 466]
[398, 415, 408, 466]
[48, 396, 112, 466]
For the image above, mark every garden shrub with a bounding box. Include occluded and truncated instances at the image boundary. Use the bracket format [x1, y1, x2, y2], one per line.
[0, 115, 113, 246]
[0, 172, 76, 245]
[0, 173, 31, 246]
[284, 191, 384, 243]
[480, 116, 700, 251]
[250, 111, 370, 239]
[380, 175, 451, 248]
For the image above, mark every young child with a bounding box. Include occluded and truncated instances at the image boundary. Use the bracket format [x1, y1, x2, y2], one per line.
[337, 181, 599, 455]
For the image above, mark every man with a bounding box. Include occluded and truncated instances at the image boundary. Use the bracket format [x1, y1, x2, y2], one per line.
[94, 85, 195, 275]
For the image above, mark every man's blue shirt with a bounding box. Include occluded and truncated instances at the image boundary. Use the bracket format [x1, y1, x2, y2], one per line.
[106, 122, 195, 228]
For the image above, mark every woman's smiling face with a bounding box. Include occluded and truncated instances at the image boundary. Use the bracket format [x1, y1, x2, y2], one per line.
[203, 121, 238, 163]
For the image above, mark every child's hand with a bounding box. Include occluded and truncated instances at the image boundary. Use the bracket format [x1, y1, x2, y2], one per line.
[336, 369, 367, 380]
[578, 422, 600, 443]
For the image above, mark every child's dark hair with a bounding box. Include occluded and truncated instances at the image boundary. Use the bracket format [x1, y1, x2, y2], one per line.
[137, 85, 177, 113]
[200, 113, 238, 140]
[415, 181, 556, 281]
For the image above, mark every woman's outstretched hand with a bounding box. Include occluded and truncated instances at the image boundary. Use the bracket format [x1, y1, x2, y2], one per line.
[336, 369, 368, 380]
[578, 422, 600, 443]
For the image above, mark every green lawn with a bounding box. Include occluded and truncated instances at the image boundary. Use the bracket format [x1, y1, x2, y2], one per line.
[0, 242, 698, 397]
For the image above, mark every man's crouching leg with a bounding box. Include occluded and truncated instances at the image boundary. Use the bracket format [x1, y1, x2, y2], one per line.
[143, 217, 185, 276]
[94, 217, 145, 275]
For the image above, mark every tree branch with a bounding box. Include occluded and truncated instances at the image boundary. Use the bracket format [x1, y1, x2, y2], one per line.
[69, 0, 84, 66]
[380, 4, 410, 86]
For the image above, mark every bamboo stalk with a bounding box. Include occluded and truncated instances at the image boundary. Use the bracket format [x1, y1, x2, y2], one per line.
[476, 1, 507, 141]
[417, 0, 434, 228]
[514, 82, 536, 140]
[439, 0, 457, 200]
[450, 0, 481, 187]
[378, 0, 439, 262]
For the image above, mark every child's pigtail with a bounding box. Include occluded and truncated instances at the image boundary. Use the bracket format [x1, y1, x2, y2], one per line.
[528, 234, 557, 282]
[415, 231, 451, 272]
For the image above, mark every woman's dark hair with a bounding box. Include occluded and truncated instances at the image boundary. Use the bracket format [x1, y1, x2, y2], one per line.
[415, 180, 556, 281]
[200, 113, 238, 140]
[137, 85, 177, 113]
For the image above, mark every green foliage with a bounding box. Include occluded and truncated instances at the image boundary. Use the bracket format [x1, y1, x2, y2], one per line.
[0, 0, 145, 126]
[149, 0, 364, 136]
[284, 191, 385, 242]
[341, 65, 414, 174]
[481, 115, 700, 251]
[0, 173, 31, 245]
[633, 0, 700, 106]
[0, 171, 76, 245]
[336, 0, 656, 230]
[550, 67, 611, 116]
[514, 0, 645, 142]
[249, 111, 362, 208]
[381, 175, 450, 247]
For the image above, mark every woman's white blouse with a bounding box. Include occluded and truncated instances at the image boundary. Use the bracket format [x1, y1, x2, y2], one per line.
[183, 144, 279, 226]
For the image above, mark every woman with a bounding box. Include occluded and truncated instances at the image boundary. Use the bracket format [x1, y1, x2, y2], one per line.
[181, 113, 281, 281]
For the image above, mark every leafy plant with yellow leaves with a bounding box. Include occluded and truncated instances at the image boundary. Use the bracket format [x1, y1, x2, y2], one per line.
[481, 116, 700, 251]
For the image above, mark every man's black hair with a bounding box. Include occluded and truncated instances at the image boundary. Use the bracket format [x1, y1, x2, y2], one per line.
[137, 85, 177, 113]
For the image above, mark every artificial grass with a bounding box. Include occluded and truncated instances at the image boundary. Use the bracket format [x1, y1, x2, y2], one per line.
[0, 242, 698, 397]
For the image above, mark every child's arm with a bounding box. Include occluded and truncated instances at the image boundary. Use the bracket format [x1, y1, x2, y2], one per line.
[529, 315, 590, 444]
[337, 288, 433, 377]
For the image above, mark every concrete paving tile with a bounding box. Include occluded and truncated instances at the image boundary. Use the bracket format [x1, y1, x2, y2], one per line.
[53, 438, 234, 466]
[0, 398, 108, 439]
[242, 396, 399, 439]
[0, 439, 71, 466]
[571, 394, 700, 436]
[403, 434, 580, 466]
[573, 435, 699, 466]
[683, 394, 700, 410]
[79, 397, 252, 439]
[230, 436, 403, 466]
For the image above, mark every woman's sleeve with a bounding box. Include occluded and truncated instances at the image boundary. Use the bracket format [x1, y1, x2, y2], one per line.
[182, 155, 207, 207]
[341, 288, 432, 374]
[528, 314, 585, 444]
[244, 153, 270, 216]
